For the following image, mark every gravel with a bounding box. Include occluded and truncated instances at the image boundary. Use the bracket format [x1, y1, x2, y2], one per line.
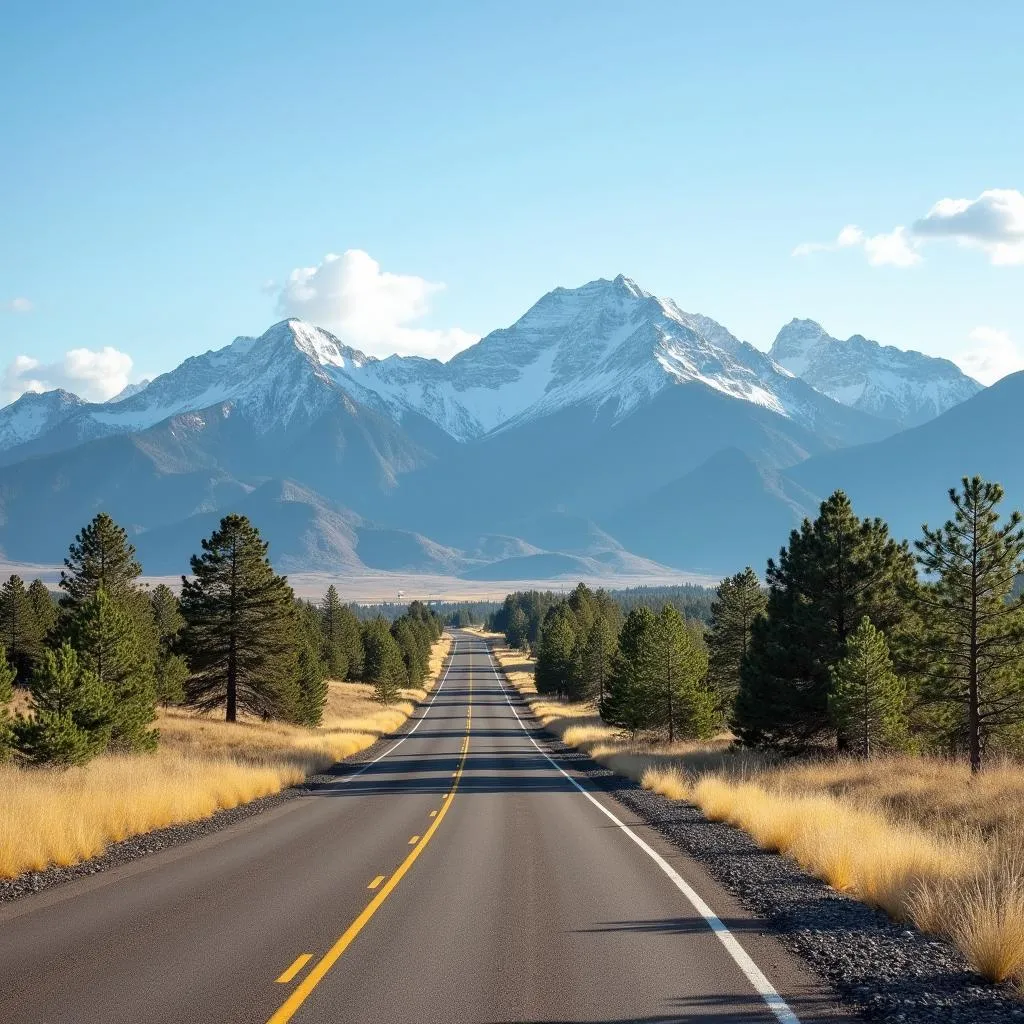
[550, 740, 1024, 1024]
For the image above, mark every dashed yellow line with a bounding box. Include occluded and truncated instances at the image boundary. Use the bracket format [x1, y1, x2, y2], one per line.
[408, 835, 420, 844]
[265, 648, 474, 1023]
[367, 875, 385, 890]
[275, 954, 313, 984]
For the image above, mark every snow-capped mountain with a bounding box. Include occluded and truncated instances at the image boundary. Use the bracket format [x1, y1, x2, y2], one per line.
[0, 278, 891, 463]
[770, 319, 981, 428]
[0, 388, 85, 452]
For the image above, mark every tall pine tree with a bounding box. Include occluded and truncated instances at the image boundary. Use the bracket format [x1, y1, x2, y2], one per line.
[27, 579, 58, 644]
[736, 491, 917, 751]
[913, 477, 1024, 772]
[706, 567, 766, 717]
[362, 619, 406, 705]
[0, 644, 14, 760]
[602, 606, 658, 736]
[180, 515, 300, 721]
[294, 602, 329, 726]
[828, 617, 908, 757]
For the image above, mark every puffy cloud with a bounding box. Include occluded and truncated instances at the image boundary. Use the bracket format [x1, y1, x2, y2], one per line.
[913, 189, 1024, 264]
[954, 326, 1024, 386]
[794, 188, 1024, 268]
[276, 249, 478, 360]
[2, 347, 135, 404]
[5, 297, 33, 313]
[793, 224, 921, 266]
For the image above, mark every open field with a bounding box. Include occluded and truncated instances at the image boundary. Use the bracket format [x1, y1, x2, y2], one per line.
[0, 560, 715, 603]
[479, 631, 1024, 986]
[0, 637, 452, 880]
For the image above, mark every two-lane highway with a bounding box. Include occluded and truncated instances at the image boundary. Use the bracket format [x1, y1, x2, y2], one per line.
[0, 632, 846, 1023]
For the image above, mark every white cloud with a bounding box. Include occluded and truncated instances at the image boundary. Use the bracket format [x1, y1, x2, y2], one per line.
[795, 188, 1024, 269]
[2, 347, 135, 404]
[913, 188, 1024, 265]
[793, 223, 920, 266]
[955, 326, 1024, 386]
[5, 297, 33, 313]
[276, 249, 478, 360]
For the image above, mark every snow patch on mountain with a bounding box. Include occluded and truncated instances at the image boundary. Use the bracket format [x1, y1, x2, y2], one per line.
[0, 389, 85, 451]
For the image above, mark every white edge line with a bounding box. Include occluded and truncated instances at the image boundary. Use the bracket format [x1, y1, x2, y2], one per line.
[336, 638, 458, 785]
[481, 641, 801, 1024]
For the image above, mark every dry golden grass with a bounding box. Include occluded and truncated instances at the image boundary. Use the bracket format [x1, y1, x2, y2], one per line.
[0, 635, 452, 880]
[481, 630, 1024, 987]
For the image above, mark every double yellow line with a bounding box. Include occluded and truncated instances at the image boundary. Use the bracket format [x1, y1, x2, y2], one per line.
[266, 649, 473, 1024]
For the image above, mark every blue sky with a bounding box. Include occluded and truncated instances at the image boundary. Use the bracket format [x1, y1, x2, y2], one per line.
[1, 0, 1021, 401]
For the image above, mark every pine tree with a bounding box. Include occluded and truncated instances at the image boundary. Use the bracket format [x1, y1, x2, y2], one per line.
[828, 617, 908, 757]
[60, 513, 142, 605]
[392, 618, 426, 687]
[0, 644, 14, 760]
[652, 606, 716, 742]
[151, 584, 188, 705]
[581, 615, 617, 704]
[913, 477, 1024, 772]
[706, 567, 766, 716]
[320, 585, 349, 680]
[506, 606, 530, 651]
[535, 606, 579, 697]
[736, 491, 917, 751]
[180, 514, 300, 721]
[0, 575, 45, 682]
[27, 579, 58, 644]
[14, 644, 113, 766]
[602, 607, 658, 736]
[295, 604, 328, 727]
[362, 619, 406, 705]
[67, 589, 158, 751]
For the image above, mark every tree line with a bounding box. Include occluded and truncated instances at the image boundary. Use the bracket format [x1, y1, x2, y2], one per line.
[495, 477, 1024, 773]
[0, 512, 442, 767]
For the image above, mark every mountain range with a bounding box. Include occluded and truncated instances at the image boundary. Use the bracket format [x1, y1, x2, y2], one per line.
[0, 275, 1002, 580]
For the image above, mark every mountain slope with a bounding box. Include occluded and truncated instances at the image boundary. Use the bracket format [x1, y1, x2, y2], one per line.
[787, 370, 1024, 543]
[605, 447, 818, 574]
[771, 319, 981, 428]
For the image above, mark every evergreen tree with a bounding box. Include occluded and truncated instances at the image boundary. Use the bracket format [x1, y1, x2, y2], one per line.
[652, 606, 715, 742]
[27, 579, 58, 643]
[535, 606, 579, 697]
[0, 575, 45, 682]
[180, 514, 300, 721]
[320, 585, 350, 680]
[60, 513, 142, 605]
[736, 491, 917, 751]
[14, 644, 113, 766]
[506, 606, 530, 651]
[602, 607, 658, 736]
[67, 589, 158, 751]
[581, 615, 617, 704]
[828, 617, 908, 757]
[392, 617, 426, 687]
[294, 604, 328, 726]
[362, 619, 406, 705]
[706, 567, 766, 716]
[913, 477, 1024, 772]
[0, 644, 14, 760]
[151, 584, 188, 705]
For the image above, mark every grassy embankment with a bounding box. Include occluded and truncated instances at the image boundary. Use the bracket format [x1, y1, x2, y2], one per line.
[479, 630, 1024, 987]
[0, 636, 452, 880]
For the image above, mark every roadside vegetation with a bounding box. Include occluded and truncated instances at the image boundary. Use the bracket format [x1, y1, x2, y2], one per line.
[0, 511, 450, 880]
[486, 475, 1024, 988]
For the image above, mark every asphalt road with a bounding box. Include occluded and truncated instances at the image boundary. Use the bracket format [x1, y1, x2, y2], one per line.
[0, 631, 847, 1024]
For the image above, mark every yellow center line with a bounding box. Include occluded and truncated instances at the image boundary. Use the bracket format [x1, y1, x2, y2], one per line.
[265, 645, 474, 1024]
[367, 875, 385, 890]
[429, 810, 437, 818]
[275, 954, 313, 985]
